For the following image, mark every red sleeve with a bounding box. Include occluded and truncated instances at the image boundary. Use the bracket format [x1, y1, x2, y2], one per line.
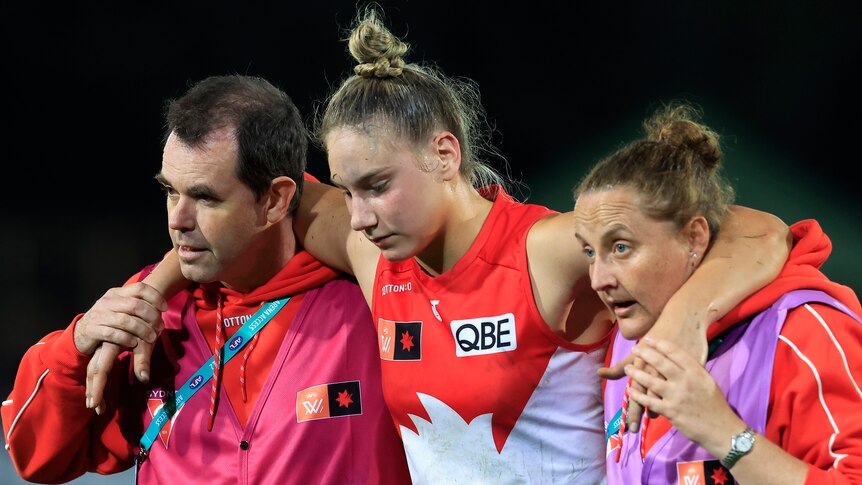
[303, 171, 320, 183]
[1, 317, 136, 482]
[767, 303, 862, 485]
[125, 270, 145, 286]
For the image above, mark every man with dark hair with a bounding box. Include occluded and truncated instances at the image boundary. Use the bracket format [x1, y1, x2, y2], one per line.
[1, 74, 410, 484]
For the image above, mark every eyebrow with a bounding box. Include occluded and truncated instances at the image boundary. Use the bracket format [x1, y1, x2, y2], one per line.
[330, 167, 390, 190]
[603, 224, 631, 237]
[153, 172, 218, 199]
[600, 224, 633, 245]
[575, 223, 632, 246]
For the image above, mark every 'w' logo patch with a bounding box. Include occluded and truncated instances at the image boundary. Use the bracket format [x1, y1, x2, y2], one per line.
[296, 381, 363, 422]
[676, 459, 736, 485]
[377, 318, 422, 361]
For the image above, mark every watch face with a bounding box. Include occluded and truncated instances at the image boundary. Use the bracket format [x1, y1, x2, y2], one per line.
[735, 432, 754, 451]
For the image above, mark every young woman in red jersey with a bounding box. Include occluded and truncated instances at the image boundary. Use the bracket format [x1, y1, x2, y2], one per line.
[291, 7, 790, 483]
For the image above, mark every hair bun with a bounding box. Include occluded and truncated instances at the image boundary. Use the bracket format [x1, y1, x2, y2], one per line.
[348, 9, 409, 79]
[353, 57, 405, 78]
[645, 103, 722, 170]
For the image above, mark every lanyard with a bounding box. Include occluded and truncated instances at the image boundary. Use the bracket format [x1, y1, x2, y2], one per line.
[606, 407, 623, 441]
[137, 297, 290, 461]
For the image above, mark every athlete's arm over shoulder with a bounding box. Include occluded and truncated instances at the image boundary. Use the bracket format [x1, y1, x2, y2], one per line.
[294, 180, 353, 273]
[648, 205, 791, 361]
[294, 180, 380, 301]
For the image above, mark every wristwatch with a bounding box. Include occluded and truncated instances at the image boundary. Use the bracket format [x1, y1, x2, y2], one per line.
[720, 427, 756, 469]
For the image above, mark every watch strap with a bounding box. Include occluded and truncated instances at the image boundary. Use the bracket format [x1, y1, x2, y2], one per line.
[720, 427, 756, 469]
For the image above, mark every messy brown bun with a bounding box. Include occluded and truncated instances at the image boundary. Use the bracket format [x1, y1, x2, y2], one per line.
[574, 101, 735, 237]
[645, 103, 723, 171]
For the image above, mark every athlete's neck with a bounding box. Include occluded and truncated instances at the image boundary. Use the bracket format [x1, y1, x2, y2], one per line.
[415, 185, 493, 276]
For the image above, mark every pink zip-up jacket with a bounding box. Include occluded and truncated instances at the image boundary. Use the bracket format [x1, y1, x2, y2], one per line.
[3, 253, 411, 485]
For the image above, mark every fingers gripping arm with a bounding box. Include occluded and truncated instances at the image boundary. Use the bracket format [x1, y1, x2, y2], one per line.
[86, 250, 188, 413]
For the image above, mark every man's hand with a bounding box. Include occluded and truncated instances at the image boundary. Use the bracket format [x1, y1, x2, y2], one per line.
[78, 282, 166, 414]
[85, 250, 188, 414]
[74, 283, 166, 357]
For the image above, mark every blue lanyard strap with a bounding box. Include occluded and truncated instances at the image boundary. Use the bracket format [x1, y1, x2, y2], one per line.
[138, 297, 290, 459]
[606, 407, 623, 441]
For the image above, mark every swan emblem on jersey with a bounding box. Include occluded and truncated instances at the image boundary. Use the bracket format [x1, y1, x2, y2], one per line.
[397, 348, 607, 483]
[430, 300, 442, 322]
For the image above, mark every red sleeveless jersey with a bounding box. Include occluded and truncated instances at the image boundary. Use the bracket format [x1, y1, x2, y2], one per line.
[372, 187, 607, 484]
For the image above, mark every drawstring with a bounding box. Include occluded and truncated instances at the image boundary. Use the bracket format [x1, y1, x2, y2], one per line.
[239, 332, 260, 403]
[208, 296, 225, 432]
[209, 297, 265, 423]
[616, 378, 650, 464]
[616, 379, 629, 463]
[640, 412, 650, 462]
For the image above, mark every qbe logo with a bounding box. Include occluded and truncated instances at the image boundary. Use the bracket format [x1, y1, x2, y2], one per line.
[450, 313, 517, 357]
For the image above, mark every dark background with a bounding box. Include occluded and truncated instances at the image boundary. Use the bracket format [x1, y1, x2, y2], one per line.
[1, 1, 859, 482]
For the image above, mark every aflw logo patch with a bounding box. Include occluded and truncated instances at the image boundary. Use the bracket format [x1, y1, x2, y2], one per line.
[146, 388, 182, 449]
[676, 460, 735, 485]
[378, 319, 422, 361]
[450, 313, 517, 357]
[296, 381, 362, 422]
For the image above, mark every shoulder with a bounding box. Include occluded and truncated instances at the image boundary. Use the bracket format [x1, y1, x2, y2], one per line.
[316, 275, 365, 297]
[768, 301, 862, 470]
[775, 302, 862, 382]
[312, 276, 371, 312]
[526, 209, 590, 286]
[779, 302, 861, 349]
[500, 197, 558, 226]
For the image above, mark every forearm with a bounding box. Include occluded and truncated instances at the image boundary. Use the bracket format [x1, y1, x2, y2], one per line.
[694, 204, 790, 319]
[2, 322, 133, 481]
[683, 403, 808, 485]
[706, 424, 808, 485]
[294, 180, 355, 274]
[142, 249, 189, 301]
[656, 255, 769, 339]
[651, 206, 791, 348]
